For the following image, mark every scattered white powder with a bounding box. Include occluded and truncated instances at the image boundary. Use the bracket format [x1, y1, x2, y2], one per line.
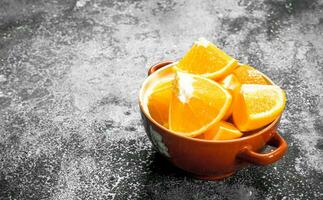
[177, 72, 195, 103]
[195, 37, 210, 47]
[76, 0, 90, 8]
[0, 75, 7, 83]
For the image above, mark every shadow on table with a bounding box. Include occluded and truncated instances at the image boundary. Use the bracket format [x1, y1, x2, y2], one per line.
[146, 151, 189, 178]
[140, 150, 273, 199]
[145, 149, 276, 185]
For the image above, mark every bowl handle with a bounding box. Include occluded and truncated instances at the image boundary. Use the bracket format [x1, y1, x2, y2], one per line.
[238, 131, 288, 165]
[148, 60, 174, 76]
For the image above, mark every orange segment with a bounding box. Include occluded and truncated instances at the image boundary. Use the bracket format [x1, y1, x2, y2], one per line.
[197, 121, 243, 140]
[147, 79, 172, 127]
[233, 84, 286, 131]
[175, 38, 238, 80]
[220, 74, 241, 120]
[169, 72, 232, 137]
[233, 64, 269, 85]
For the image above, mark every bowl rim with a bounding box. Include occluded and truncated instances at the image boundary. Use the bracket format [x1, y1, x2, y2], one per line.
[139, 62, 282, 144]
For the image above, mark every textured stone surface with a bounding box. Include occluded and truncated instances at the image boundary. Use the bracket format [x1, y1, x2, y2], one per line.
[0, 0, 323, 199]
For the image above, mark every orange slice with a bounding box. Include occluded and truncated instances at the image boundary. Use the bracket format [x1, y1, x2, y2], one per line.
[233, 84, 286, 131]
[175, 38, 238, 80]
[197, 121, 243, 140]
[147, 79, 172, 127]
[169, 72, 232, 137]
[220, 74, 241, 120]
[233, 64, 269, 85]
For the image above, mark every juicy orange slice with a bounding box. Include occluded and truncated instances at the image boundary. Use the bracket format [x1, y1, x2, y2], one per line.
[197, 121, 243, 140]
[175, 38, 238, 80]
[233, 64, 269, 85]
[147, 79, 172, 127]
[220, 74, 241, 120]
[233, 84, 286, 131]
[169, 72, 232, 137]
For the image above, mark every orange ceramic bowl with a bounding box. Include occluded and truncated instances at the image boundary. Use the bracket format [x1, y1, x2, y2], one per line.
[139, 61, 287, 180]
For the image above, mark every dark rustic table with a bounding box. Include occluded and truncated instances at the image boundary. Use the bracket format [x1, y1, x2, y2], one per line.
[0, 0, 322, 199]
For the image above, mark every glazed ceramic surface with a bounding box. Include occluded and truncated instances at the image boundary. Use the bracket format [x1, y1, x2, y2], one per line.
[139, 61, 288, 180]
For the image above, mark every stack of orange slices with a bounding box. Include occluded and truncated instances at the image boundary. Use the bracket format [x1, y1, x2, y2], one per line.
[147, 38, 286, 140]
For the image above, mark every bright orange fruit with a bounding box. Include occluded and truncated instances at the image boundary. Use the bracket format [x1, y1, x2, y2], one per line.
[233, 84, 286, 131]
[147, 79, 172, 127]
[197, 121, 243, 140]
[169, 72, 232, 137]
[175, 38, 238, 80]
[233, 64, 269, 85]
[220, 74, 241, 120]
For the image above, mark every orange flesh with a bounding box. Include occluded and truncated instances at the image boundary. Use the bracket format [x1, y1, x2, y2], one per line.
[145, 38, 286, 140]
[147, 79, 172, 127]
[169, 72, 232, 137]
[197, 121, 243, 140]
[176, 38, 238, 80]
[220, 74, 241, 120]
[233, 84, 286, 131]
[233, 64, 268, 85]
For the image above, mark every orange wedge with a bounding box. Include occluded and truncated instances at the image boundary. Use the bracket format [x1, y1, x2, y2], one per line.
[175, 38, 238, 80]
[169, 72, 232, 137]
[197, 121, 243, 140]
[147, 79, 172, 127]
[220, 74, 241, 120]
[233, 84, 286, 131]
[233, 64, 269, 85]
